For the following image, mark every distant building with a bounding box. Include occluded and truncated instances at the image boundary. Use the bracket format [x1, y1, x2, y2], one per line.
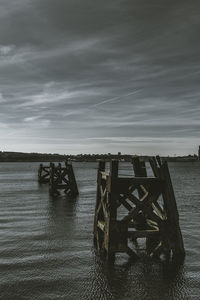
[118, 152, 121, 156]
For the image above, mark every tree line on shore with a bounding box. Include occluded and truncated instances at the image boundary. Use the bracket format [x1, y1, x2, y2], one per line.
[0, 151, 198, 162]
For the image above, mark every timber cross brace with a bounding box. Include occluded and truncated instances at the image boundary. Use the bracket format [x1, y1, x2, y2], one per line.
[93, 157, 185, 262]
[49, 161, 79, 197]
[38, 164, 50, 183]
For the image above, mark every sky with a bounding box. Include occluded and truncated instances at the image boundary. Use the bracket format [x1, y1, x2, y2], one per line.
[0, 0, 200, 155]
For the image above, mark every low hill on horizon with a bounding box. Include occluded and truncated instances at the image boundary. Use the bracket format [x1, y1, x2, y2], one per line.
[0, 151, 198, 162]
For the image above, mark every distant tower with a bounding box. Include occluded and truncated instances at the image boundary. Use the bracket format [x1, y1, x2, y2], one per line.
[198, 146, 200, 160]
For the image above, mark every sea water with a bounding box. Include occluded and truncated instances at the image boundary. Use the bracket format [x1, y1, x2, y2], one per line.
[0, 162, 199, 299]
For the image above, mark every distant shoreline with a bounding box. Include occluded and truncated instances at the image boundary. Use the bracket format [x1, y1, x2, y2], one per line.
[0, 151, 198, 163]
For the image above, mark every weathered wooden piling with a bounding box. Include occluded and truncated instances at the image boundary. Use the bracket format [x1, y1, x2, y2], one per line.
[38, 164, 50, 183]
[49, 160, 79, 197]
[93, 157, 185, 262]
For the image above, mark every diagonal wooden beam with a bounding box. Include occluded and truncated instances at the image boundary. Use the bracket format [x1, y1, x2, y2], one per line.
[96, 201, 102, 216]
[152, 202, 166, 220]
[122, 206, 140, 223]
[100, 190, 108, 218]
[126, 246, 139, 259]
[118, 194, 133, 211]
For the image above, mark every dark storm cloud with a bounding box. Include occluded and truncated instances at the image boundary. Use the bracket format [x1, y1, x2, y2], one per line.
[0, 0, 200, 154]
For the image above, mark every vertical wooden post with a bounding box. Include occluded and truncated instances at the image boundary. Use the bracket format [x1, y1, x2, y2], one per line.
[149, 157, 160, 177]
[94, 160, 105, 244]
[106, 160, 118, 261]
[132, 156, 147, 199]
[110, 160, 118, 220]
[58, 162, 62, 184]
[160, 162, 185, 259]
[38, 163, 43, 182]
[132, 157, 147, 177]
[49, 163, 55, 194]
[68, 164, 79, 197]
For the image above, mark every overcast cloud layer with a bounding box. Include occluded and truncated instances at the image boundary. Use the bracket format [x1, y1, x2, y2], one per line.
[0, 0, 200, 155]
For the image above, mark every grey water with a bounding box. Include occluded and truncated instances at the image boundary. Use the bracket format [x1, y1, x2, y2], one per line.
[0, 162, 199, 300]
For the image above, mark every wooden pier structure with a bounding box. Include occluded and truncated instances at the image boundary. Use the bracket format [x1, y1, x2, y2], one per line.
[49, 161, 79, 197]
[94, 156, 185, 262]
[38, 164, 50, 183]
[38, 161, 79, 197]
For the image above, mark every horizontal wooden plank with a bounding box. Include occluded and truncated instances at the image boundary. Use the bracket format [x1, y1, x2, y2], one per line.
[127, 229, 160, 238]
[53, 167, 67, 171]
[108, 177, 163, 193]
[109, 245, 129, 253]
[53, 184, 69, 189]
[117, 177, 162, 185]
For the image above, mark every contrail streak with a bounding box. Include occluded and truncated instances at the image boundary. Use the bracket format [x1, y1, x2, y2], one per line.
[91, 89, 140, 108]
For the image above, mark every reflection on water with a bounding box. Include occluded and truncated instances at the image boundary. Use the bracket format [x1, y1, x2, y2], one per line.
[47, 194, 78, 241]
[0, 162, 199, 299]
[48, 194, 78, 226]
[85, 252, 188, 300]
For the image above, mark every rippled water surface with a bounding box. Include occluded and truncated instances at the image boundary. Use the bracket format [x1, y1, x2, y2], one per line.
[0, 162, 199, 299]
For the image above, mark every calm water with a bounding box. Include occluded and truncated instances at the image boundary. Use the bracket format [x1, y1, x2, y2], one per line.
[0, 162, 199, 300]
